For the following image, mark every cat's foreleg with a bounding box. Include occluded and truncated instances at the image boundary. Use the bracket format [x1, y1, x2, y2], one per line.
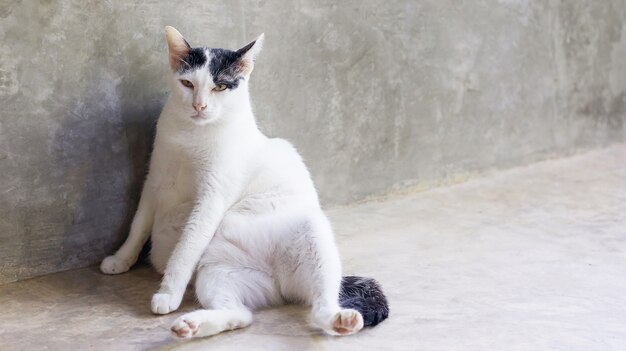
[151, 196, 227, 314]
[101, 184, 156, 275]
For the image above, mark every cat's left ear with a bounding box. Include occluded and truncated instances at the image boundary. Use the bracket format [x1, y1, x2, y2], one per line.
[236, 33, 264, 76]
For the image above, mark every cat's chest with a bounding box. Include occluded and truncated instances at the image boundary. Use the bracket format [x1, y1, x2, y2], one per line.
[152, 149, 198, 204]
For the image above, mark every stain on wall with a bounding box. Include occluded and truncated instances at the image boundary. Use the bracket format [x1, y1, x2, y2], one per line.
[1, 0, 625, 283]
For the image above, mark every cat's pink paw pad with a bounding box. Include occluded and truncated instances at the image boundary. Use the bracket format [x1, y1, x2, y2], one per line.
[332, 309, 364, 335]
[171, 319, 198, 339]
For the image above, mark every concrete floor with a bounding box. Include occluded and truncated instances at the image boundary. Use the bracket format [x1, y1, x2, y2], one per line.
[1, 144, 626, 351]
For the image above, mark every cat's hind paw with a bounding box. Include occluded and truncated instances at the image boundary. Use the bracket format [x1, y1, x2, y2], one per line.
[100, 255, 131, 275]
[171, 317, 199, 339]
[151, 292, 182, 315]
[331, 309, 364, 335]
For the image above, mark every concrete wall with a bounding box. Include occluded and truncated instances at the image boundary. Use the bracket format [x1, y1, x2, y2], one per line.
[1, 0, 625, 283]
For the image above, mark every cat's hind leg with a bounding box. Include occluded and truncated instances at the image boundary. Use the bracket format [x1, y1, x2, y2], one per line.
[171, 251, 280, 338]
[170, 307, 252, 339]
[279, 213, 364, 336]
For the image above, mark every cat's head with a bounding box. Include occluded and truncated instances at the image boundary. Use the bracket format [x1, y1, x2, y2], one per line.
[165, 26, 264, 125]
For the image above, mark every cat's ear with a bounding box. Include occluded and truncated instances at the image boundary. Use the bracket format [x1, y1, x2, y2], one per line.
[165, 26, 191, 71]
[236, 33, 264, 76]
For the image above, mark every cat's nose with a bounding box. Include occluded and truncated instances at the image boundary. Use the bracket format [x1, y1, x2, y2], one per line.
[193, 102, 207, 112]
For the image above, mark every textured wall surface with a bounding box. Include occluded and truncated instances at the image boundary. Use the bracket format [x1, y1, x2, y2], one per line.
[1, 0, 625, 283]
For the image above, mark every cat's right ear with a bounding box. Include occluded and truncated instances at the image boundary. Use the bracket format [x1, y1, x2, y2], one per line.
[165, 26, 191, 71]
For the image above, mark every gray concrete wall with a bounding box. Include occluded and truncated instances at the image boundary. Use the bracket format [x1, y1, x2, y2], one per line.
[1, 0, 625, 284]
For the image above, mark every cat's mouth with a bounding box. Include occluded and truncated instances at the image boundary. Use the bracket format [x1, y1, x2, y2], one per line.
[191, 113, 211, 121]
[191, 114, 207, 120]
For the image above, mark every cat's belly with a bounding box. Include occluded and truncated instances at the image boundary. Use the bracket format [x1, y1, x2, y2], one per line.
[150, 202, 277, 275]
[149, 157, 312, 276]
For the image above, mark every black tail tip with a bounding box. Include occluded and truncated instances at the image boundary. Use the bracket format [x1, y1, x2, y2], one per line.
[339, 276, 389, 327]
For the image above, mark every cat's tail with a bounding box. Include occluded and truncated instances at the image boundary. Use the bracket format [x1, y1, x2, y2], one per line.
[339, 276, 389, 327]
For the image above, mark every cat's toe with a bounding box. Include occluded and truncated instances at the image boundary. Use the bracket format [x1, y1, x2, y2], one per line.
[151, 292, 182, 314]
[171, 318, 198, 339]
[100, 255, 130, 275]
[331, 309, 364, 335]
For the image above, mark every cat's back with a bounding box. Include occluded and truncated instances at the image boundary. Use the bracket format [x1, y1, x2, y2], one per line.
[258, 137, 308, 176]
[243, 137, 318, 202]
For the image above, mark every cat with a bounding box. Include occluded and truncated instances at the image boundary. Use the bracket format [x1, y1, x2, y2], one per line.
[100, 26, 388, 339]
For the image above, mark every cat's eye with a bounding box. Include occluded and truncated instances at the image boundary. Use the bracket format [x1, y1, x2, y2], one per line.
[180, 79, 193, 88]
[213, 84, 227, 92]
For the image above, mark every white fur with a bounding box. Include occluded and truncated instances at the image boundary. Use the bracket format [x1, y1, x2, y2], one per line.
[100, 28, 363, 338]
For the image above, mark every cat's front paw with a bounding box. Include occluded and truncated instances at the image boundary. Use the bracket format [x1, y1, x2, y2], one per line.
[151, 292, 182, 314]
[100, 255, 131, 275]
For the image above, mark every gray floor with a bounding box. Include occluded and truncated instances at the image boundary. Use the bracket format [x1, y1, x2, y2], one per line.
[1, 144, 625, 351]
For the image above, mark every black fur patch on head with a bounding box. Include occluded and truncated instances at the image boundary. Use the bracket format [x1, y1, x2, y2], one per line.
[208, 48, 246, 90]
[177, 47, 207, 73]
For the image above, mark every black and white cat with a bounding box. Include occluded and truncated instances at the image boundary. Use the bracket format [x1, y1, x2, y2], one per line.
[101, 26, 388, 339]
